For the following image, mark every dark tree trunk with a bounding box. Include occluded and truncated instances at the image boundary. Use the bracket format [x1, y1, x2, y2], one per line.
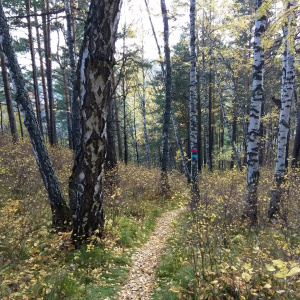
[43, 0, 57, 145]
[1, 52, 18, 142]
[292, 90, 300, 167]
[0, 3, 72, 230]
[160, 0, 172, 193]
[17, 104, 24, 139]
[106, 96, 117, 171]
[71, 0, 122, 246]
[25, 0, 42, 133]
[123, 80, 128, 164]
[34, 6, 50, 138]
[197, 69, 202, 172]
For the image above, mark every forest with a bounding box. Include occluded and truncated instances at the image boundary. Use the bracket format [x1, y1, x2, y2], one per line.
[0, 0, 300, 299]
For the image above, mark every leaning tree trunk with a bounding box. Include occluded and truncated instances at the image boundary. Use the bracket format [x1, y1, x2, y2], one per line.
[189, 0, 199, 202]
[0, 3, 72, 230]
[214, 60, 242, 170]
[160, 0, 172, 193]
[268, 1, 296, 220]
[245, 0, 267, 224]
[0, 52, 18, 142]
[25, 0, 42, 133]
[71, 0, 122, 246]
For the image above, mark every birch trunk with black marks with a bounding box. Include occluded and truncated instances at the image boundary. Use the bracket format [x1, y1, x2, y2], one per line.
[214, 61, 242, 170]
[245, 0, 267, 224]
[34, 7, 50, 138]
[0, 4, 72, 230]
[25, 0, 42, 133]
[269, 1, 296, 220]
[0, 52, 18, 142]
[160, 0, 172, 193]
[189, 0, 199, 200]
[71, 0, 122, 246]
[64, 0, 80, 152]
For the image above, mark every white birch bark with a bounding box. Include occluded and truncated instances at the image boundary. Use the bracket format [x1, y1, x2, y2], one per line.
[269, 1, 296, 219]
[245, 0, 267, 223]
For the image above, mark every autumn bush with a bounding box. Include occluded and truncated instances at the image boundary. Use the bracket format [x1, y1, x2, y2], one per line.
[154, 167, 300, 299]
[0, 135, 187, 299]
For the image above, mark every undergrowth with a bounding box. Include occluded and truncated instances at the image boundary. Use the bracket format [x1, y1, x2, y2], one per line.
[153, 168, 300, 300]
[0, 135, 187, 299]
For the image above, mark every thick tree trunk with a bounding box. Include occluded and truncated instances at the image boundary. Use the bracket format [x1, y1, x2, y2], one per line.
[214, 60, 241, 170]
[71, 0, 122, 246]
[245, 0, 267, 224]
[0, 4, 72, 230]
[1, 52, 18, 142]
[189, 0, 199, 202]
[160, 0, 172, 193]
[25, 0, 42, 133]
[34, 6, 49, 138]
[269, 1, 296, 220]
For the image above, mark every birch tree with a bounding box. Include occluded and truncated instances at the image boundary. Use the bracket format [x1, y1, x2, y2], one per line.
[0, 3, 72, 230]
[71, 0, 122, 246]
[268, 1, 296, 220]
[245, 0, 267, 224]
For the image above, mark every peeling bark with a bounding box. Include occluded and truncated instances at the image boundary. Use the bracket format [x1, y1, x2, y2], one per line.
[71, 0, 122, 246]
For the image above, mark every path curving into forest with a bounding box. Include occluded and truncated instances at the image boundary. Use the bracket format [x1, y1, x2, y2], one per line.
[118, 207, 185, 300]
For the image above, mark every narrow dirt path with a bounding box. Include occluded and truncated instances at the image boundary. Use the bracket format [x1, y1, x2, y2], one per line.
[118, 207, 185, 300]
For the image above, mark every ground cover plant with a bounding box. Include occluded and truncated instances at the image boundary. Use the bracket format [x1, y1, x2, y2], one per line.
[0, 136, 187, 299]
[153, 168, 300, 299]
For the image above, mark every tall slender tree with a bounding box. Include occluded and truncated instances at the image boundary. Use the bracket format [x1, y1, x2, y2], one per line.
[268, 1, 296, 220]
[245, 0, 267, 224]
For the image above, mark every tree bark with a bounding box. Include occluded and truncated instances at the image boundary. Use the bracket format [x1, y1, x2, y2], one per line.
[71, 0, 122, 246]
[269, 1, 296, 220]
[0, 3, 72, 230]
[245, 0, 267, 224]
[160, 0, 172, 193]
[1, 52, 18, 142]
[292, 89, 300, 167]
[34, 6, 50, 138]
[25, 0, 42, 133]
[43, 0, 57, 145]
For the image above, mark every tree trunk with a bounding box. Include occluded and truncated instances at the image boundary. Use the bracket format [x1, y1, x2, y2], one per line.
[197, 68, 202, 172]
[17, 104, 24, 139]
[214, 60, 242, 170]
[292, 89, 300, 167]
[25, 0, 42, 133]
[64, 0, 80, 152]
[43, 0, 57, 145]
[269, 1, 296, 220]
[141, 62, 150, 168]
[34, 6, 49, 138]
[71, 0, 122, 246]
[1, 52, 18, 142]
[106, 96, 117, 171]
[189, 0, 199, 203]
[245, 0, 267, 224]
[160, 0, 172, 193]
[0, 4, 72, 230]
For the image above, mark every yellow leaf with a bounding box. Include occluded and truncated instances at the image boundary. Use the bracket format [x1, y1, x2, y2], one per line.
[242, 272, 252, 282]
[169, 286, 180, 293]
[263, 283, 272, 289]
[274, 267, 289, 278]
[286, 267, 300, 277]
[272, 259, 286, 268]
[265, 264, 276, 272]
